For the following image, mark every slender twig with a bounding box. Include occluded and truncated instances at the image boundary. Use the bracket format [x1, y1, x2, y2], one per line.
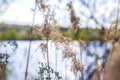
[42, 9, 51, 79]
[115, 0, 120, 35]
[81, 71, 84, 80]
[54, 46, 58, 80]
[79, 43, 84, 80]
[24, 2, 37, 80]
[55, 46, 57, 72]
[110, 0, 120, 68]
[75, 73, 77, 80]
[79, 45, 82, 63]
[46, 37, 51, 80]
[101, 42, 107, 73]
[65, 59, 67, 80]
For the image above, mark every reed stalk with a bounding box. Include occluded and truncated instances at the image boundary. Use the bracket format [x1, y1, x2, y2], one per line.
[24, 2, 37, 80]
[46, 37, 51, 80]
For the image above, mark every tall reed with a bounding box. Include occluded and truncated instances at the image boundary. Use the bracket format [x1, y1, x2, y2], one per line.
[24, 1, 37, 80]
[103, 0, 120, 80]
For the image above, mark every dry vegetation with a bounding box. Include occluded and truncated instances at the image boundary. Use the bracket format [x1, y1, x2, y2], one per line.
[25, 0, 120, 80]
[0, 54, 9, 80]
[0, 0, 120, 80]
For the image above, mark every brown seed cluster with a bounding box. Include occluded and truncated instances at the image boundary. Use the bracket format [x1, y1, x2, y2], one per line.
[105, 22, 117, 42]
[67, 2, 80, 33]
[36, 0, 49, 12]
[71, 58, 84, 74]
[105, 19, 120, 42]
[34, 0, 84, 77]
[55, 39, 84, 75]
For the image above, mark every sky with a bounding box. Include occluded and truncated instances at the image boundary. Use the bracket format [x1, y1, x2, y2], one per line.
[0, 0, 35, 25]
[0, 0, 74, 27]
[0, 0, 119, 28]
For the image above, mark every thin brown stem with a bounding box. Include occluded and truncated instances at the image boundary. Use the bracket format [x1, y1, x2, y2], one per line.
[81, 71, 84, 80]
[25, 39, 32, 80]
[65, 59, 67, 80]
[79, 44, 84, 80]
[24, 3, 37, 80]
[55, 46, 57, 72]
[79, 45, 82, 63]
[54, 46, 58, 79]
[46, 38, 50, 80]
[115, 0, 120, 35]
[75, 73, 77, 80]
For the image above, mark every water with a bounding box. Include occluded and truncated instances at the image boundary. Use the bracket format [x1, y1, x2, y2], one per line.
[0, 40, 111, 80]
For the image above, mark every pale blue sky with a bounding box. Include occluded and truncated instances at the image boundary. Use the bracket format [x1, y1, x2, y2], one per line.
[0, 0, 119, 28]
[0, 0, 35, 25]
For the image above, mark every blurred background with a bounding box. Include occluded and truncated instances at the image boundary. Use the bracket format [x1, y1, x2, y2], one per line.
[0, 0, 119, 80]
[0, 0, 119, 40]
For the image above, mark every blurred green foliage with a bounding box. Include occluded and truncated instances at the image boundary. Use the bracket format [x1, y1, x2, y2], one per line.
[0, 29, 28, 40]
[61, 28, 105, 42]
[0, 23, 29, 40]
[0, 23, 105, 42]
